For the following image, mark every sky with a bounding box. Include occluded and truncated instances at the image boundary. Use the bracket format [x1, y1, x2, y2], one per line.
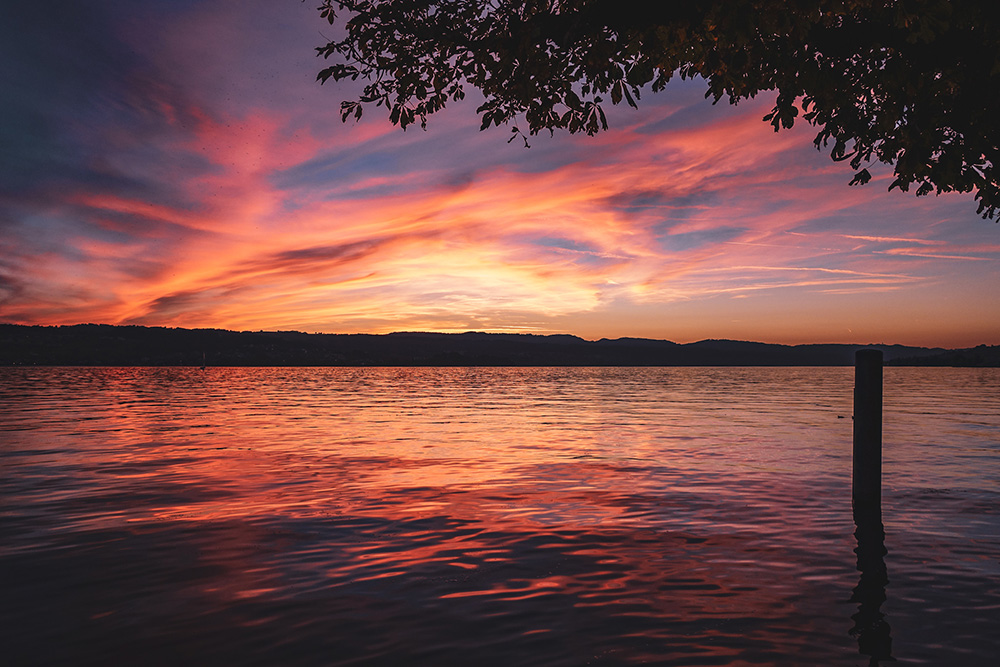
[1, 0, 998, 347]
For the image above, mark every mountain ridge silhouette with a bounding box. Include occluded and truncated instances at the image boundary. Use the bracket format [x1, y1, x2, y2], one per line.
[3, 324, 995, 366]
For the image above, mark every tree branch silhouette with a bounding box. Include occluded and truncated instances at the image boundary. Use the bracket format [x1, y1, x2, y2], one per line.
[316, 0, 1000, 218]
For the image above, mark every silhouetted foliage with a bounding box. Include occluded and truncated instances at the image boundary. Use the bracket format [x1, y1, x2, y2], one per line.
[316, 0, 1000, 218]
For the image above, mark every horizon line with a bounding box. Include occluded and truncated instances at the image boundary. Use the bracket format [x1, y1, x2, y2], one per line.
[3, 322, 991, 351]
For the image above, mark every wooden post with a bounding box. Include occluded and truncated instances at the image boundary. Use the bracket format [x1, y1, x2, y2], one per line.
[853, 349, 883, 510]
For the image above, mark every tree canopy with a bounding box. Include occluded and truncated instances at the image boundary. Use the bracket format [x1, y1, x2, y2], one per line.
[316, 0, 1000, 218]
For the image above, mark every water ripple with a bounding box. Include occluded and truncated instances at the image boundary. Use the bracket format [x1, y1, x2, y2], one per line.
[1, 367, 998, 665]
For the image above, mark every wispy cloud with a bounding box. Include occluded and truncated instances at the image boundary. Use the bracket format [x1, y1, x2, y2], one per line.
[841, 234, 947, 245]
[1, 0, 997, 347]
[875, 248, 992, 261]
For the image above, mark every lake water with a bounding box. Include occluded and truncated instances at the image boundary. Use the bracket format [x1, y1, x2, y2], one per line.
[1, 366, 998, 665]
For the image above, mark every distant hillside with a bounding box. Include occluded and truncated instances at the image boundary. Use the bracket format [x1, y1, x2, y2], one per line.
[885, 345, 1000, 367]
[2, 324, 989, 366]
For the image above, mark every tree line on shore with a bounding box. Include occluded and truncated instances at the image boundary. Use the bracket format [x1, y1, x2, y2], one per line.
[2, 324, 996, 367]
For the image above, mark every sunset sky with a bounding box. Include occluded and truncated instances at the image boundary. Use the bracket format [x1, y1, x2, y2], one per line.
[2, 0, 998, 347]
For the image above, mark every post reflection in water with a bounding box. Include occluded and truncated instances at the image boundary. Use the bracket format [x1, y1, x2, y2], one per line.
[850, 503, 894, 665]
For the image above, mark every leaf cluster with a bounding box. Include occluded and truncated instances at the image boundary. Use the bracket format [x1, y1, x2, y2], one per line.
[317, 0, 1000, 218]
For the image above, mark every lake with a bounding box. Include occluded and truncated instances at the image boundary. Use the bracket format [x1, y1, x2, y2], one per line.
[2, 366, 998, 665]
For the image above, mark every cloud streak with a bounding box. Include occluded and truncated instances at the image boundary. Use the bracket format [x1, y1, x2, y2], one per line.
[1, 0, 998, 347]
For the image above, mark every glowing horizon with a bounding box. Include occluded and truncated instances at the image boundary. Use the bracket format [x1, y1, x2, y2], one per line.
[2, 1, 998, 349]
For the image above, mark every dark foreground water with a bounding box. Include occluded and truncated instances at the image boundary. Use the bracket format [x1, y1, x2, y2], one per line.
[1, 367, 998, 666]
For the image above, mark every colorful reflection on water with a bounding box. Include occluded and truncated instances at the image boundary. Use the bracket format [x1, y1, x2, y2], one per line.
[1, 367, 998, 665]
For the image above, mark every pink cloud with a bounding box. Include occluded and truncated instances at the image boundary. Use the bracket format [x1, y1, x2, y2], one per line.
[875, 248, 992, 261]
[841, 234, 946, 245]
[3, 1, 997, 348]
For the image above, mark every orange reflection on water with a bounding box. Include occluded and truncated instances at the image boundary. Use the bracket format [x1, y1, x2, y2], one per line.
[3, 366, 999, 665]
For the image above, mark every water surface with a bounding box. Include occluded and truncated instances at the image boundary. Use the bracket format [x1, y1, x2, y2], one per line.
[2, 367, 998, 665]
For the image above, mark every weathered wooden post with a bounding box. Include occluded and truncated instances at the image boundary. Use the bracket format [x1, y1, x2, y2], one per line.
[853, 349, 883, 510]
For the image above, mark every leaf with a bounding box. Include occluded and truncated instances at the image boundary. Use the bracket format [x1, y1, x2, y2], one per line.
[848, 168, 871, 186]
[622, 85, 637, 109]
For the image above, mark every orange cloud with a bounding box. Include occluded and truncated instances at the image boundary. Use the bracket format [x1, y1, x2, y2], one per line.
[3, 50, 998, 348]
[841, 234, 946, 245]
